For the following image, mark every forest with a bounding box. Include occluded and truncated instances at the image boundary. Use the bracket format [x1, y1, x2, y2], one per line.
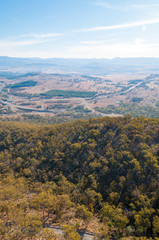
[9, 80, 37, 88]
[0, 116, 159, 239]
[41, 89, 97, 98]
[95, 103, 159, 118]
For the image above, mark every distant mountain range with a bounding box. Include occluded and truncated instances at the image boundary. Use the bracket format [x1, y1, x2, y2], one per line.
[0, 56, 159, 74]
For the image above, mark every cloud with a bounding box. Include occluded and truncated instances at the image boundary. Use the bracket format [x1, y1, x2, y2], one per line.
[0, 32, 63, 49]
[1, 41, 159, 59]
[134, 38, 142, 45]
[17, 33, 63, 39]
[0, 39, 48, 48]
[75, 19, 159, 32]
[142, 26, 147, 32]
[132, 4, 159, 9]
[81, 40, 104, 45]
[92, 2, 159, 11]
[92, 2, 127, 11]
[92, 2, 112, 9]
[67, 42, 159, 58]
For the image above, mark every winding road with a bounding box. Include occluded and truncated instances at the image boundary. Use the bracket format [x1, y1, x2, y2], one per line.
[0, 77, 148, 117]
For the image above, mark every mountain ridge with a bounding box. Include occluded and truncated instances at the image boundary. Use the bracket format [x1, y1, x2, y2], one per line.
[1, 56, 159, 74]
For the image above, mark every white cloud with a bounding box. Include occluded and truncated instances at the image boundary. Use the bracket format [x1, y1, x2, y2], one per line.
[76, 19, 159, 32]
[67, 42, 159, 58]
[132, 4, 159, 9]
[92, 2, 127, 11]
[0, 40, 46, 48]
[142, 26, 147, 32]
[81, 40, 104, 45]
[1, 41, 159, 59]
[92, 2, 112, 9]
[134, 38, 142, 45]
[0, 39, 55, 50]
[0, 32, 63, 49]
[92, 2, 159, 11]
[17, 33, 63, 39]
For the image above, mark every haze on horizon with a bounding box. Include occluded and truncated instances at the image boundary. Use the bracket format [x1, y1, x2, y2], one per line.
[0, 0, 159, 59]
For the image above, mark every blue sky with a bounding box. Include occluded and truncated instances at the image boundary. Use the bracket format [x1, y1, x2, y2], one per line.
[0, 0, 159, 58]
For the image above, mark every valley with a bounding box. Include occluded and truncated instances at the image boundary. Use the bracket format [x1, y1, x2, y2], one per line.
[0, 71, 159, 122]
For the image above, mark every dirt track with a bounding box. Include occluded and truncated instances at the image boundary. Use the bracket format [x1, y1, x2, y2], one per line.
[48, 225, 96, 240]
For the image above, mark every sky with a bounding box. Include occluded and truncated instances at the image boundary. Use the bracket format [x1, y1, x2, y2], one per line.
[0, 0, 159, 58]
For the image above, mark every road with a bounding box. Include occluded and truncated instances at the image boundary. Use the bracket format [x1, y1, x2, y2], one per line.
[95, 79, 147, 100]
[48, 225, 96, 240]
[80, 100, 123, 117]
[0, 78, 146, 117]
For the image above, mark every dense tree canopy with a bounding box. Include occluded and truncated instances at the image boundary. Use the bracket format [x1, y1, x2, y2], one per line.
[0, 116, 158, 239]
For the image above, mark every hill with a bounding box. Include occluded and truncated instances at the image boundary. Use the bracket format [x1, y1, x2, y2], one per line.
[1, 56, 159, 74]
[0, 116, 159, 239]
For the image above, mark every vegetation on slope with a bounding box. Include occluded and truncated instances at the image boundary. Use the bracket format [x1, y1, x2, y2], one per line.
[0, 116, 159, 239]
[95, 102, 159, 118]
[41, 89, 97, 98]
[9, 80, 37, 88]
[0, 72, 38, 80]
